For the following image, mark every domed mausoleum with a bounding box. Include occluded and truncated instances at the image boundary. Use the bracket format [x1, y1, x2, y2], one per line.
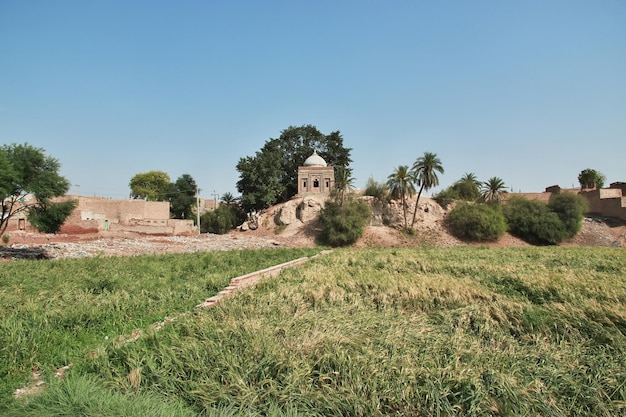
[297, 150, 335, 195]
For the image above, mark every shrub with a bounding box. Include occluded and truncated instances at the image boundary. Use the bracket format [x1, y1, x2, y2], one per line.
[445, 202, 507, 242]
[433, 187, 459, 209]
[548, 192, 587, 238]
[363, 177, 390, 203]
[200, 205, 246, 234]
[503, 196, 568, 245]
[318, 200, 371, 246]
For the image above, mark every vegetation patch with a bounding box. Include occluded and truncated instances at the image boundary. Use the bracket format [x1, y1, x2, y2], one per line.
[317, 200, 371, 246]
[446, 202, 507, 242]
[503, 193, 586, 245]
[3, 247, 624, 416]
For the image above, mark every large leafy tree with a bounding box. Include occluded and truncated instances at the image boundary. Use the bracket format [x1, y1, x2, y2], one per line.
[168, 174, 197, 219]
[0, 143, 74, 235]
[236, 125, 352, 212]
[480, 177, 507, 204]
[386, 165, 416, 229]
[129, 171, 171, 201]
[410, 152, 444, 227]
[577, 168, 606, 189]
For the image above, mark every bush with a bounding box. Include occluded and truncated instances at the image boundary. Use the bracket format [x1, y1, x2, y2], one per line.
[503, 196, 568, 245]
[446, 202, 507, 242]
[318, 200, 371, 246]
[548, 192, 587, 238]
[200, 205, 246, 234]
[363, 177, 390, 203]
[433, 188, 459, 209]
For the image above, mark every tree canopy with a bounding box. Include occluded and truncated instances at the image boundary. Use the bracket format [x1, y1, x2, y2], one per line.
[236, 125, 352, 212]
[386, 165, 415, 229]
[480, 177, 507, 204]
[129, 171, 171, 201]
[410, 152, 444, 227]
[578, 168, 606, 189]
[167, 174, 197, 220]
[0, 143, 74, 235]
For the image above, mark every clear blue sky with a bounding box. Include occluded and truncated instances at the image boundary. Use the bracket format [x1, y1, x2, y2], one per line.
[1, 1, 624, 199]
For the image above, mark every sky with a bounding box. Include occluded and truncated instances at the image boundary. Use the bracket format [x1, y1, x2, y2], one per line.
[1, 1, 624, 200]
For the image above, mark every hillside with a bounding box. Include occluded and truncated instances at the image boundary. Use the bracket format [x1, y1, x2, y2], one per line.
[239, 195, 626, 249]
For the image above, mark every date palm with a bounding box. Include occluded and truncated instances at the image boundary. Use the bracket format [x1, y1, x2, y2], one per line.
[480, 177, 507, 204]
[453, 172, 481, 201]
[335, 167, 355, 205]
[220, 192, 239, 206]
[386, 165, 416, 229]
[410, 152, 444, 227]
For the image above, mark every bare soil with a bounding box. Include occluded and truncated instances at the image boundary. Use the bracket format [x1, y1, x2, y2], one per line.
[2, 213, 624, 262]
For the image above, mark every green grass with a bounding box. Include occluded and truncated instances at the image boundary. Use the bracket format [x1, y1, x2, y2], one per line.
[0, 248, 320, 409]
[2, 247, 626, 416]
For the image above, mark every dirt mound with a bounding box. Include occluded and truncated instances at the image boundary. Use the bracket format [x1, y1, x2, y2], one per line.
[236, 196, 625, 249]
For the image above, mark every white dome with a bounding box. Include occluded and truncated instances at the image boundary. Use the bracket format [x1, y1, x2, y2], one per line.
[303, 150, 327, 167]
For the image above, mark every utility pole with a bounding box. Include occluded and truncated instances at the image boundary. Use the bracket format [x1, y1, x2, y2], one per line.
[212, 191, 219, 209]
[196, 187, 201, 235]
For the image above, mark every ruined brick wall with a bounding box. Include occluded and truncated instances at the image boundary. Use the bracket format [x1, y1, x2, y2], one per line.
[502, 192, 552, 203]
[581, 189, 626, 220]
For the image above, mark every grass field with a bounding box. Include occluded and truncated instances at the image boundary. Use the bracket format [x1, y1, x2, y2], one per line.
[1, 247, 625, 416]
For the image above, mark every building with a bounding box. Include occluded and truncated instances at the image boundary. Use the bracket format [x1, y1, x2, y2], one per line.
[5, 195, 197, 235]
[297, 151, 335, 195]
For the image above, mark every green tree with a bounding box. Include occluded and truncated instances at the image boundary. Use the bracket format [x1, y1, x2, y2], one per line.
[577, 168, 606, 189]
[480, 177, 507, 204]
[386, 165, 415, 229]
[334, 167, 355, 205]
[410, 152, 444, 227]
[0, 143, 74, 236]
[168, 174, 197, 219]
[236, 125, 352, 212]
[129, 171, 171, 201]
[27, 199, 78, 233]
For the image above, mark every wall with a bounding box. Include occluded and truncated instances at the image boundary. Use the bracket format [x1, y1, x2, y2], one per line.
[506, 183, 626, 222]
[59, 195, 195, 235]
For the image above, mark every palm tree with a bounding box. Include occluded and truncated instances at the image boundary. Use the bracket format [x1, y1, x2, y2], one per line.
[410, 152, 444, 227]
[334, 167, 355, 205]
[480, 177, 507, 204]
[386, 165, 416, 229]
[453, 172, 481, 201]
[460, 172, 480, 187]
[220, 192, 239, 206]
